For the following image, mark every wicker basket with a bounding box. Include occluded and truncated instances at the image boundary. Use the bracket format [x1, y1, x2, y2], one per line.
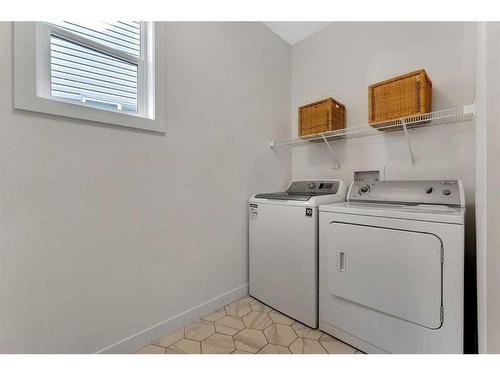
[368, 69, 432, 129]
[298, 98, 346, 137]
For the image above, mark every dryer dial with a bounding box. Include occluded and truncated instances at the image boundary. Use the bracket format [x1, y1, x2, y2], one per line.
[359, 185, 370, 195]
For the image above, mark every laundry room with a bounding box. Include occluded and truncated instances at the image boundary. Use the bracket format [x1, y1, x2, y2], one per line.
[1, 1, 500, 373]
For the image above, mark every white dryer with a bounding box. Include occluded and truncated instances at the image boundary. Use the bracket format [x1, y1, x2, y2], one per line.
[249, 180, 347, 328]
[319, 180, 465, 353]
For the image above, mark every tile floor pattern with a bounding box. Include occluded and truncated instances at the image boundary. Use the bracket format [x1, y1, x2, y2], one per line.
[135, 295, 363, 354]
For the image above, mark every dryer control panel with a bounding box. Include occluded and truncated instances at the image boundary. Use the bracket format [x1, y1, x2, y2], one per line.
[348, 180, 463, 207]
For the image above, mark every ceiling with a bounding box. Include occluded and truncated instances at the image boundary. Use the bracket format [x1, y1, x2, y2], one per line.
[263, 22, 332, 45]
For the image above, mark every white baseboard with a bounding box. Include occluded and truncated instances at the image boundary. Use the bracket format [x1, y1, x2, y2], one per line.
[96, 283, 249, 354]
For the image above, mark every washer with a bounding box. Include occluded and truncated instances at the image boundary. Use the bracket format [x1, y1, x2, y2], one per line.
[249, 179, 347, 328]
[319, 180, 465, 353]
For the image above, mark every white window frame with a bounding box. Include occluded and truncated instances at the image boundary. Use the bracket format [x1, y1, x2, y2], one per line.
[13, 22, 166, 133]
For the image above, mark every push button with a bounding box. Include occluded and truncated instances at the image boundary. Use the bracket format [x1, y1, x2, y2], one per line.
[443, 189, 451, 196]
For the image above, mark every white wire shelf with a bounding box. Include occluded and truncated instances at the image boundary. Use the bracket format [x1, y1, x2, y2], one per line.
[269, 104, 474, 168]
[270, 104, 475, 148]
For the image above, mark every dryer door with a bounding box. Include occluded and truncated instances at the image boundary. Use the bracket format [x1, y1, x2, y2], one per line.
[326, 222, 443, 329]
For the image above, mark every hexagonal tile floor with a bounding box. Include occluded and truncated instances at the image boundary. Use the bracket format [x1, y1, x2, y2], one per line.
[135, 295, 363, 354]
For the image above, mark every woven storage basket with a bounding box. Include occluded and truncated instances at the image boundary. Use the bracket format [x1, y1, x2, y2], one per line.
[298, 98, 346, 137]
[368, 69, 432, 129]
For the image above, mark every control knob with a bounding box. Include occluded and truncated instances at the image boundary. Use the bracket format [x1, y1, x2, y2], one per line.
[359, 185, 370, 195]
[308, 183, 316, 190]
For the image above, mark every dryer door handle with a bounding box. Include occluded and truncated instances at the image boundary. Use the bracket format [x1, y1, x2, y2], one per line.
[337, 251, 346, 272]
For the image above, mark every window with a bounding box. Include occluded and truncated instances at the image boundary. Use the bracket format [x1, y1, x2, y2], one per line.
[13, 22, 165, 133]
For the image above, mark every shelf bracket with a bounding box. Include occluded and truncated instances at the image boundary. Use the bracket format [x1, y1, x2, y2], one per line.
[401, 118, 416, 165]
[321, 134, 341, 169]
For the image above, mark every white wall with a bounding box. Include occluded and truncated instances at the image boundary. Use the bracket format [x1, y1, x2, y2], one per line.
[290, 22, 477, 351]
[484, 21, 500, 355]
[476, 22, 500, 354]
[0, 22, 291, 353]
[475, 22, 488, 354]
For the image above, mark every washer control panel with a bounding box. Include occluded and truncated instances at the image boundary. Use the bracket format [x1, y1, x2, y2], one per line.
[348, 180, 463, 207]
[287, 180, 340, 195]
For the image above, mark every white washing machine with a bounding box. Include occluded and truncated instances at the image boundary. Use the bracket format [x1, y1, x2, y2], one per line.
[319, 180, 465, 353]
[249, 180, 347, 328]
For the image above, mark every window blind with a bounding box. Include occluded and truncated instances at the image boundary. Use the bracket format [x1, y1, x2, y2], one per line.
[50, 21, 141, 57]
[50, 34, 139, 114]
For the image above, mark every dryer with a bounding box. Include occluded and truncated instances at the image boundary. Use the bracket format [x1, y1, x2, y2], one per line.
[249, 180, 347, 328]
[319, 180, 465, 353]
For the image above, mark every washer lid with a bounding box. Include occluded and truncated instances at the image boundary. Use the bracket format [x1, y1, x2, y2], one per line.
[255, 179, 342, 201]
[320, 202, 465, 224]
[255, 192, 328, 201]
